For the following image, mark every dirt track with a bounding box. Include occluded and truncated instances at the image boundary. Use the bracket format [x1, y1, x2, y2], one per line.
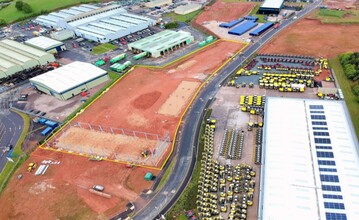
[260, 18, 359, 58]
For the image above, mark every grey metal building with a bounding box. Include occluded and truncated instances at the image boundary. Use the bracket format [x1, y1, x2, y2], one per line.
[35, 5, 155, 43]
[0, 39, 55, 79]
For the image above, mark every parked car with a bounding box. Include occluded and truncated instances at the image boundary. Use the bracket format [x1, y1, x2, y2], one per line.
[18, 94, 28, 101]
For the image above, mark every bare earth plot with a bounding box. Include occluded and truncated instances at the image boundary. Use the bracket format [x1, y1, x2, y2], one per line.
[0, 149, 158, 220]
[46, 40, 245, 168]
[260, 19, 359, 58]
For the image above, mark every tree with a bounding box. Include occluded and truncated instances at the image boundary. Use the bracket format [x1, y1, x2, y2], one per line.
[15, 0, 23, 11]
[22, 3, 32, 13]
[353, 85, 359, 96]
[344, 64, 357, 80]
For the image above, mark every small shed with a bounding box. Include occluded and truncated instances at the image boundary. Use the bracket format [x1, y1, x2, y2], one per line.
[144, 172, 153, 181]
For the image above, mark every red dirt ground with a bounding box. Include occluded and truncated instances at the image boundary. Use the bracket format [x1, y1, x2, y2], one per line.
[0, 148, 158, 220]
[195, 0, 255, 24]
[50, 40, 245, 167]
[323, 0, 357, 9]
[260, 19, 359, 58]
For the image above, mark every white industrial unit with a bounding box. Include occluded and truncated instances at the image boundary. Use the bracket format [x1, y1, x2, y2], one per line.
[174, 3, 202, 15]
[145, 0, 172, 8]
[35, 5, 155, 43]
[25, 36, 66, 54]
[259, 97, 359, 220]
[0, 39, 55, 79]
[29, 61, 109, 100]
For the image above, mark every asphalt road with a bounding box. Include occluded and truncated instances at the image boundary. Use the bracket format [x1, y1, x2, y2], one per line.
[132, 2, 322, 220]
[0, 110, 24, 173]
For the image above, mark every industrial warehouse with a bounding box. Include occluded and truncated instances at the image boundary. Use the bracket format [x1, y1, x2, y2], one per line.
[174, 3, 202, 15]
[25, 36, 66, 54]
[29, 61, 109, 100]
[258, 0, 284, 14]
[127, 30, 194, 58]
[259, 97, 359, 220]
[0, 39, 55, 79]
[35, 5, 155, 43]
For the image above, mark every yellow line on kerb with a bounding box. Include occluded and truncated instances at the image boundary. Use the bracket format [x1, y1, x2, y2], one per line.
[40, 39, 248, 171]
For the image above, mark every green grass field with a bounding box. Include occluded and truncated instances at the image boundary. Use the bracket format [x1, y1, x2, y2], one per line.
[329, 58, 359, 138]
[0, 0, 98, 24]
[91, 43, 117, 55]
[163, 9, 203, 23]
[311, 9, 359, 24]
[249, 4, 266, 23]
[0, 111, 30, 193]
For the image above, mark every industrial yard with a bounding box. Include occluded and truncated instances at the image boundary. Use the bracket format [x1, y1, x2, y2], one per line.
[1, 0, 359, 219]
[45, 40, 245, 167]
[0, 148, 158, 219]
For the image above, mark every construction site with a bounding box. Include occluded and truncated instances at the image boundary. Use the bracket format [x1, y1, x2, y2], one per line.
[43, 40, 245, 168]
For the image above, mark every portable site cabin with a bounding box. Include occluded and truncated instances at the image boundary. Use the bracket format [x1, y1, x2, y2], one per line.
[144, 172, 153, 181]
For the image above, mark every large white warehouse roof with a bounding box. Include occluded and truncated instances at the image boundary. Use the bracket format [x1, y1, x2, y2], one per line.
[29, 61, 107, 94]
[25, 36, 64, 50]
[261, 0, 284, 9]
[259, 97, 359, 220]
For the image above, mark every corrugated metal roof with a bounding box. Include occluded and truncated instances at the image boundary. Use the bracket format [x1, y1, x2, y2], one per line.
[30, 61, 107, 93]
[228, 21, 258, 35]
[249, 22, 274, 36]
[260, 0, 284, 9]
[128, 30, 193, 53]
[25, 36, 64, 50]
[1, 39, 49, 58]
[260, 97, 359, 220]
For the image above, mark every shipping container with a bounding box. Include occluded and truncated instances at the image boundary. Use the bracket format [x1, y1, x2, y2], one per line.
[95, 59, 106, 66]
[110, 53, 127, 64]
[133, 52, 148, 60]
[38, 118, 47, 125]
[45, 120, 58, 128]
[198, 41, 207, 47]
[41, 127, 53, 136]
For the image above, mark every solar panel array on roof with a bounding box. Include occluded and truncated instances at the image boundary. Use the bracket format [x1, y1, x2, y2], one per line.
[228, 21, 258, 36]
[219, 19, 244, 28]
[249, 22, 274, 36]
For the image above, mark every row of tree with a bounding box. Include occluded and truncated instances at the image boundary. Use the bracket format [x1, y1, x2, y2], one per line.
[15, 0, 32, 13]
[339, 52, 359, 96]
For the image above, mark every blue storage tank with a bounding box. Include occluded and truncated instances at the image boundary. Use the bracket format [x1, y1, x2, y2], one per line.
[41, 127, 53, 136]
[45, 120, 58, 128]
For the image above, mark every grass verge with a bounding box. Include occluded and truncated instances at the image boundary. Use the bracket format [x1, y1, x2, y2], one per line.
[310, 9, 359, 24]
[249, 4, 266, 23]
[166, 108, 212, 219]
[0, 110, 30, 193]
[0, 0, 98, 25]
[329, 58, 359, 138]
[163, 9, 203, 23]
[91, 43, 117, 55]
[157, 156, 177, 190]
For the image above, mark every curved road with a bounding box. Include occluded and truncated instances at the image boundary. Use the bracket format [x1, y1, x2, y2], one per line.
[131, 2, 322, 219]
[0, 110, 24, 173]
